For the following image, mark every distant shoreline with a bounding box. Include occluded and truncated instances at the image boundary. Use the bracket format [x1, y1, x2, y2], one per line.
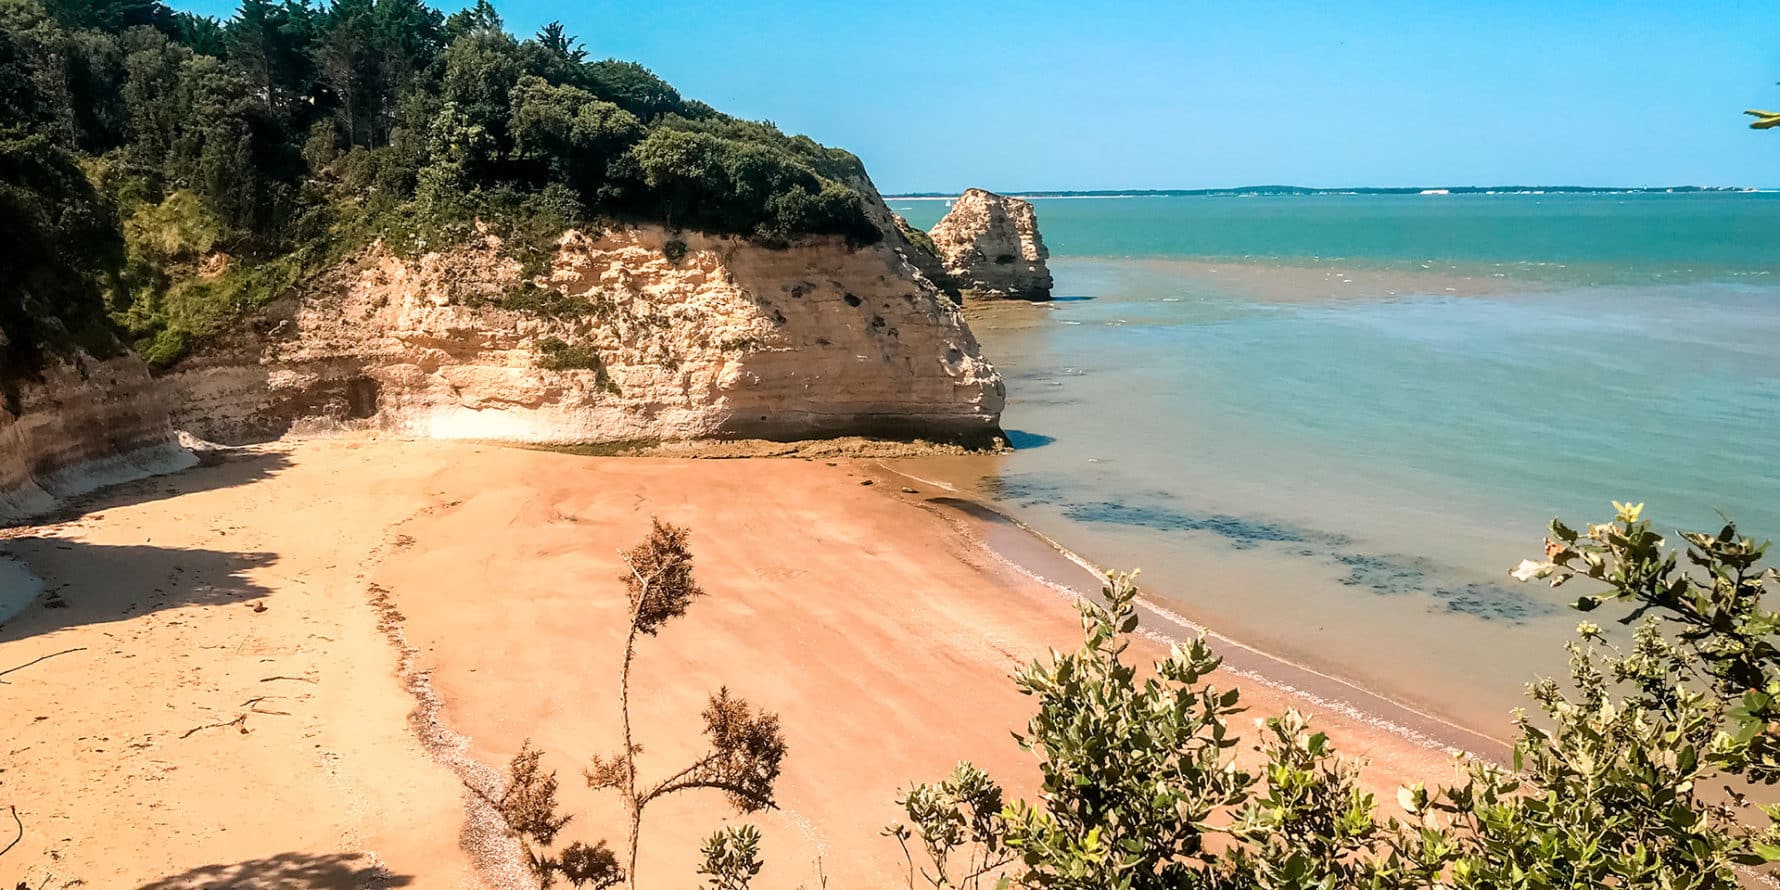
[888, 185, 1769, 199]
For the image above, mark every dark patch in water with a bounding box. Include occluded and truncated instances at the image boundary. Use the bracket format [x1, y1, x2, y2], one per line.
[1334, 552, 1431, 595]
[980, 474, 1070, 506]
[1062, 501, 1327, 550]
[1049, 295, 1095, 302]
[1004, 429, 1057, 450]
[979, 472, 1550, 624]
[1432, 582, 1555, 622]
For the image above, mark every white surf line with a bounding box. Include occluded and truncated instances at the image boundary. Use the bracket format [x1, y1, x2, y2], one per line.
[871, 460, 1509, 757]
[869, 461, 960, 494]
[359, 498, 535, 890]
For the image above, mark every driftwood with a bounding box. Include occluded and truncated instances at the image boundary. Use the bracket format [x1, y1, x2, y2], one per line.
[1, 804, 19, 859]
[0, 648, 85, 685]
[179, 696, 292, 739]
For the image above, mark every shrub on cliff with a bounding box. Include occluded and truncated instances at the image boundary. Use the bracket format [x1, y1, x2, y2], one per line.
[0, 0, 884, 380]
[890, 503, 1780, 889]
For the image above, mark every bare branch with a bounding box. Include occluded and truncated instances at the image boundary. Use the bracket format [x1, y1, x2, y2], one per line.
[1, 804, 20, 859]
[0, 647, 85, 684]
[179, 697, 291, 738]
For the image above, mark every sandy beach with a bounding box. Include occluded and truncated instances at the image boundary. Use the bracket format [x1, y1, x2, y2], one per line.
[1, 437, 1466, 889]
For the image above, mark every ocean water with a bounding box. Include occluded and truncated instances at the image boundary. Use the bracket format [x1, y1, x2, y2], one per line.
[889, 194, 1780, 736]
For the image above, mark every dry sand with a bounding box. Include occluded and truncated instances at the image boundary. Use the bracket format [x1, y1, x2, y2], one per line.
[0, 436, 1465, 889]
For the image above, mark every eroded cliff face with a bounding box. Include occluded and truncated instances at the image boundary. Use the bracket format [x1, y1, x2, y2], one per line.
[928, 189, 1053, 301]
[164, 226, 1005, 446]
[0, 355, 195, 523]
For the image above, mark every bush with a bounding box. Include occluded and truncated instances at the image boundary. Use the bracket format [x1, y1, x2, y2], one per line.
[533, 335, 602, 371]
[890, 504, 1780, 889]
[498, 283, 594, 318]
[626, 128, 878, 244]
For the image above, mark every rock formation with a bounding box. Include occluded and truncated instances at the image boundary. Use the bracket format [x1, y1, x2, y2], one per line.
[927, 189, 1053, 300]
[0, 355, 195, 524]
[162, 225, 1005, 447]
[0, 218, 1008, 522]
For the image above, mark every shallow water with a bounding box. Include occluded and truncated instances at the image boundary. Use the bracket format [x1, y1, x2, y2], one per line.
[890, 194, 1780, 734]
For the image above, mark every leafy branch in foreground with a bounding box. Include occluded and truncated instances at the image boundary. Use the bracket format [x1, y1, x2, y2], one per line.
[481, 519, 786, 890]
[891, 504, 1780, 889]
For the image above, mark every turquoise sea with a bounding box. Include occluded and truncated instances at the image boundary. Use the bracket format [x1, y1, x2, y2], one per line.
[890, 193, 1780, 735]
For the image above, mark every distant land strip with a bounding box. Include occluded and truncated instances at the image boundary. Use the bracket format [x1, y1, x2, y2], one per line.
[887, 185, 1766, 198]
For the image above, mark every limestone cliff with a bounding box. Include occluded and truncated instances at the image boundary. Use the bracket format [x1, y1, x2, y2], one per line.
[834, 168, 960, 300]
[928, 189, 1054, 300]
[164, 226, 1005, 446]
[0, 355, 195, 524]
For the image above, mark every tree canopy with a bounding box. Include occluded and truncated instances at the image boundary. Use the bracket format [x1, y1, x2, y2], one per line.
[0, 0, 881, 381]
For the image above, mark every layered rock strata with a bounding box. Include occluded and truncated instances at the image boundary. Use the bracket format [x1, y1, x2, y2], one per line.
[0, 356, 196, 524]
[163, 226, 1006, 446]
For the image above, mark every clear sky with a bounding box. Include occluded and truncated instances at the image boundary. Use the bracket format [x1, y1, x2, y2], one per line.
[174, 0, 1780, 193]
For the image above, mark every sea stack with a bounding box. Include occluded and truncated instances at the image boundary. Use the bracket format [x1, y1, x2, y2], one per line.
[928, 188, 1054, 300]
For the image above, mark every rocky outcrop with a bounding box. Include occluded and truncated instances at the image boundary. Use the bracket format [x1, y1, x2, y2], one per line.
[928, 189, 1053, 300]
[0, 355, 195, 524]
[163, 225, 1005, 446]
[891, 214, 960, 301]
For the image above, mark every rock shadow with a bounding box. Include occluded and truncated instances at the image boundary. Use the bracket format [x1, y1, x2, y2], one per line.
[132, 851, 413, 889]
[14, 448, 292, 529]
[1003, 429, 1057, 449]
[0, 538, 276, 641]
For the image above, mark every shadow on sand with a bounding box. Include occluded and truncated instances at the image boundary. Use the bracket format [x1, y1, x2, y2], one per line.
[132, 852, 413, 889]
[0, 537, 276, 642]
[25, 449, 294, 527]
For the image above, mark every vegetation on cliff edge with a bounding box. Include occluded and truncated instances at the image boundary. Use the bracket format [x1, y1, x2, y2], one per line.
[0, 0, 884, 384]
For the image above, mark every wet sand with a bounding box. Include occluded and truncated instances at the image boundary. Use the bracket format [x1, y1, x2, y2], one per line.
[0, 436, 1464, 889]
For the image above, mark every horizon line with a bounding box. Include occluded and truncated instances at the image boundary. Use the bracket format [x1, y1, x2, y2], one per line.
[884, 184, 1772, 198]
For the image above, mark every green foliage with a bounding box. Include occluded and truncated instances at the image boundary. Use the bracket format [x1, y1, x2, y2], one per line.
[582, 58, 687, 121]
[126, 253, 303, 368]
[534, 336, 602, 370]
[628, 128, 879, 243]
[662, 239, 688, 264]
[0, 131, 125, 383]
[498, 283, 594, 318]
[509, 75, 642, 197]
[698, 825, 764, 890]
[892, 506, 1780, 889]
[997, 574, 1259, 888]
[0, 0, 885, 379]
[1517, 502, 1780, 784]
[885, 762, 1010, 890]
[894, 214, 938, 257]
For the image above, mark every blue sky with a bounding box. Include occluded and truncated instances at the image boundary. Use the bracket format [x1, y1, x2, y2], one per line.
[174, 0, 1780, 193]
